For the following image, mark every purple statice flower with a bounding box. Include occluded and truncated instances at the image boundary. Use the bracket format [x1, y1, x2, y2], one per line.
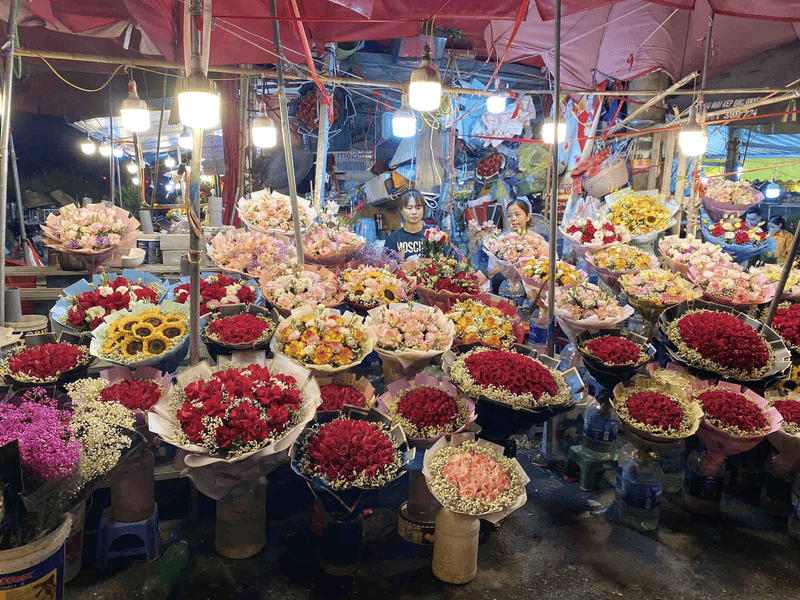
[94, 236, 111, 249]
[65, 239, 81, 250]
[0, 402, 80, 484]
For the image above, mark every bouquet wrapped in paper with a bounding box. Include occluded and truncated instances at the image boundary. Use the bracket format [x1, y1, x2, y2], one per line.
[700, 211, 771, 263]
[66, 365, 171, 416]
[483, 230, 548, 278]
[515, 257, 587, 304]
[237, 189, 317, 236]
[549, 282, 634, 343]
[560, 216, 629, 256]
[0, 332, 94, 387]
[422, 433, 528, 523]
[403, 257, 488, 312]
[89, 301, 193, 372]
[303, 201, 366, 265]
[271, 306, 376, 375]
[260, 263, 343, 317]
[51, 270, 169, 336]
[688, 263, 774, 309]
[585, 242, 658, 292]
[658, 235, 734, 277]
[164, 272, 261, 316]
[201, 304, 278, 356]
[365, 303, 455, 379]
[41, 204, 139, 266]
[701, 179, 761, 222]
[446, 295, 526, 349]
[602, 189, 680, 244]
[377, 373, 476, 448]
[148, 354, 320, 498]
[619, 268, 702, 324]
[206, 228, 296, 277]
[763, 392, 800, 472]
[750, 264, 800, 300]
[316, 372, 376, 414]
[338, 264, 415, 312]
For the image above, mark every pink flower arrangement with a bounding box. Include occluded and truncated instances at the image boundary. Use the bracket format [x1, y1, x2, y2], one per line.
[689, 263, 774, 306]
[484, 231, 548, 263]
[555, 282, 629, 321]
[368, 304, 452, 352]
[207, 229, 295, 277]
[659, 235, 734, 270]
[238, 189, 315, 233]
[749, 264, 800, 298]
[261, 265, 341, 313]
[41, 204, 136, 254]
[619, 268, 702, 307]
[303, 201, 365, 263]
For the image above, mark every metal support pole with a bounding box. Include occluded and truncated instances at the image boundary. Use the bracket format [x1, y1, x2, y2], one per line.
[271, 0, 304, 263]
[109, 88, 115, 206]
[189, 128, 204, 365]
[0, 0, 21, 324]
[237, 73, 247, 205]
[116, 156, 123, 207]
[313, 43, 335, 212]
[546, 0, 562, 359]
[150, 71, 168, 208]
[9, 136, 23, 243]
[765, 225, 800, 326]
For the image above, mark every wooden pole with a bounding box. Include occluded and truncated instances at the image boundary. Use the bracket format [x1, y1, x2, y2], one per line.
[546, 0, 562, 359]
[150, 71, 169, 208]
[672, 148, 689, 236]
[661, 129, 676, 199]
[0, 0, 22, 324]
[313, 44, 335, 212]
[647, 132, 663, 190]
[189, 127, 203, 365]
[109, 87, 116, 206]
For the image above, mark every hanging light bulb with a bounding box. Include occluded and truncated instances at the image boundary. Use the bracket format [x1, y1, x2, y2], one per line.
[112, 146, 124, 158]
[765, 182, 781, 199]
[126, 162, 138, 174]
[486, 81, 506, 114]
[392, 93, 416, 138]
[120, 77, 150, 133]
[177, 70, 220, 130]
[98, 143, 111, 157]
[541, 120, 566, 144]
[178, 128, 193, 150]
[164, 156, 176, 169]
[251, 101, 277, 148]
[131, 176, 141, 186]
[408, 45, 441, 112]
[679, 106, 708, 157]
[80, 137, 96, 155]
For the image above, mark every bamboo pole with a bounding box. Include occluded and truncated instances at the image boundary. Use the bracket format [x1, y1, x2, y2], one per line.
[9, 136, 24, 244]
[647, 132, 663, 190]
[150, 71, 169, 208]
[109, 88, 115, 206]
[0, 0, 21, 324]
[661, 129, 676, 199]
[14, 48, 797, 99]
[607, 72, 698, 135]
[189, 127, 203, 365]
[546, 0, 562, 359]
[672, 148, 688, 236]
[313, 44, 335, 212]
[271, 0, 304, 264]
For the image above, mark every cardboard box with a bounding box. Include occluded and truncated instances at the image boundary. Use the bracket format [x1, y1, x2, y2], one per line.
[160, 234, 190, 251]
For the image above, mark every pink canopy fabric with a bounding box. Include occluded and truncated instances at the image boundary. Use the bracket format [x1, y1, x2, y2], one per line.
[533, 1, 800, 21]
[486, 0, 800, 89]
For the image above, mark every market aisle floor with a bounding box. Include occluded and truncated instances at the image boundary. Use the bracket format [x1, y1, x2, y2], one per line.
[66, 444, 800, 600]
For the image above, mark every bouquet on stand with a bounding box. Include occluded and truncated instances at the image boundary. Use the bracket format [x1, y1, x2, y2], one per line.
[201, 305, 278, 360]
[365, 303, 454, 380]
[40, 204, 139, 270]
[165, 272, 260, 316]
[303, 201, 366, 265]
[687, 263, 774, 309]
[237, 189, 316, 236]
[549, 281, 635, 347]
[316, 372, 376, 414]
[446, 296, 526, 349]
[602, 190, 679, 245]
[658, 235, 734, 277]
[515, 257, 587, 305]
[618, 268, 702, 337]
[90, 302, 193, 374]
[338, 264, 414, 312]
[0, 332, 94, 388]
[289, 406, 414, 574]
[483, 231, 548, 283]
[766, 302, 800, 354]
[422, 433, 528, 583]
[271, 306, 376, 376]
[207, 229, 296, 277]
[585, 242, 658, 292]
[260, 264, 343, 317]
[403, 257, 487, 312]
[66, 365, 170, 415]
[561, 217, 629, 257]
[701, 212, 771, 264]
[51, 270, 168, 335]
[701, 179, 761, 222]
[750, 264, 800, 300]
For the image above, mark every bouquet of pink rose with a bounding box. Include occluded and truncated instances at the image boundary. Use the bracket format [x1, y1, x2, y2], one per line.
[551, 282, 634, 342]
[41, 204, 139, 262]
[658, 235, 734, 276]
[260, 264, 343, 316]
[688, 263, 774, 308]
[207, 228, 295, 277]
[303, 201, 366, 265]
[237, 189, 316, 234]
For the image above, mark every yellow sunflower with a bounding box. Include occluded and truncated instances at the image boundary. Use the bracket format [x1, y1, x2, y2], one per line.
[121, 336, 145, 358]
[143, 333, 171, 357]
[159, 321, 187, 340]
[115, 316, 138, 333]
[164, 314, 184, 324]
[131, 322, 155, 339]
[143, 315, 165, 328]
[102, 331, 128, 353]
[380, 284, 398, 303]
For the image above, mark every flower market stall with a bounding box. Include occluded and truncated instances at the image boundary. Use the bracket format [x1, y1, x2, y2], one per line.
[6, 0, 800, 598]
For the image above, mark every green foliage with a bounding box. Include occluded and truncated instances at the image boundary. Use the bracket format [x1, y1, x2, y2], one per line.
[121, 184, 143, 218]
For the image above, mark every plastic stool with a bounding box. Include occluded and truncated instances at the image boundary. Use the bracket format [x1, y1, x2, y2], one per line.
[566, 446, 617, 492]
[96, 504, 161, 568]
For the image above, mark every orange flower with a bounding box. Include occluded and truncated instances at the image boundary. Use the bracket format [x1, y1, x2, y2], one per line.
[301, 327, 319, 342]
[462, 332, 479, 344]
[484, 334, 502, 348]
[311, 345, 334, 365]
[285, 340, 306, 358]
[323, 329, 345, 344]
[352, 328, 366, 343]
[335, 347, 355, 366]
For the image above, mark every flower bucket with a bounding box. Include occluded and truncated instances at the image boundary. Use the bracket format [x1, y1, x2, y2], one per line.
[0, 516, 72, 600]
[64, 501, 86, 583]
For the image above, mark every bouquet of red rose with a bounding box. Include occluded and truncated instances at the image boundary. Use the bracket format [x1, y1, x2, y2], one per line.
[377, 373, 476, 446]
[290, 407, 413, 508]
[763, 392, 800, 471]
[166, 273, 260, 316]
[66, 365, 171, 414]
[0, 333, 93, 385]
[690, 382, 781, 456]
[446, 346, 572, 410]
[201, 305, 277, 354]
[766, 302, 800, 353]
[664, 308, 775, 380]
[51, 270, 169, 334]
[403, 257, 487, 312]
[316, 372, 376, 413]
[149, 356, 320, 499]
[612, 379, 702, 443]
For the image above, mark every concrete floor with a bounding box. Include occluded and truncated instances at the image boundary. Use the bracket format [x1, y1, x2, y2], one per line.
[66, 442, 800, 600]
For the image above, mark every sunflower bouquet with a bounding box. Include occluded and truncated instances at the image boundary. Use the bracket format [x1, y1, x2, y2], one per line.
[604, 190, 678, 242]
[338, 264, 413, 310]
[90, 302, 191, 368]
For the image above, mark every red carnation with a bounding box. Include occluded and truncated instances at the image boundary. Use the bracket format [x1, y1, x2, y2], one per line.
[734, 231, 750, 245]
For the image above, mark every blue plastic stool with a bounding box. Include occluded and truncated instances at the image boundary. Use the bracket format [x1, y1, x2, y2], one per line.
[96, 504, 161, 568]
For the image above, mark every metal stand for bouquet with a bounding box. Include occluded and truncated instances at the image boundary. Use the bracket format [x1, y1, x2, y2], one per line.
[397, 470, 440, 545]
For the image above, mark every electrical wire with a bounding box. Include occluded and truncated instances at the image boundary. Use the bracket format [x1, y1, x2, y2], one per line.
[33, 53, 124, 92]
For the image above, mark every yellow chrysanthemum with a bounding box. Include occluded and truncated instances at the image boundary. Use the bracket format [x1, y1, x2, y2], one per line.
[143, 334, 171, 357]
